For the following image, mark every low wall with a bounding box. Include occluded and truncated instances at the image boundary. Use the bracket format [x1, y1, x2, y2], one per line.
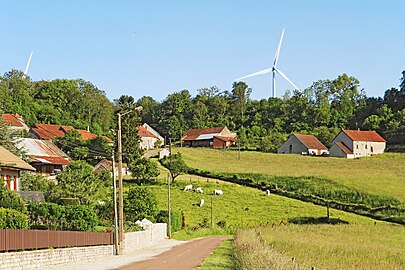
[0, 245, 113, 270]
[123, 223, 167, 253]
[0, 223, 167, 269]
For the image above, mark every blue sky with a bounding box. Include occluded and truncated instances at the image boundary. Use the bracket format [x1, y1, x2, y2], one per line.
[0, 1, 404, 101]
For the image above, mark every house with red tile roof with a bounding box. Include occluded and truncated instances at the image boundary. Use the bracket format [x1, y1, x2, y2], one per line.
[181, 126, 237, 148]
[14, 138, 70, 176]
[1, 113, 29, 133]
[138, 125, 162, 150]
[329, 130, 386, 158]
[277, 134, 329, 156]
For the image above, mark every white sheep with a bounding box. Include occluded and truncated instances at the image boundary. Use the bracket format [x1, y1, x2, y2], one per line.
[195, 187, 203, 193]
[199, 199, 204, 207]
[214, 189, 223, 195]
[266, 189, 271, 196]
[184, 184, 193, 191]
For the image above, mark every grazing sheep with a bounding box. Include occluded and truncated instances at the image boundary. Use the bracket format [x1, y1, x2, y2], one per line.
[214, 189, 223, 195]
[184, 184, 193, 191]
[195, 187, 203, 193]
[199, 199, 204, 207]
[266, 189, 271, 196]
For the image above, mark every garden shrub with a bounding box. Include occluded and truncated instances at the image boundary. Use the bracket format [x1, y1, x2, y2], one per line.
[0, 183, 27, 214]
[0, 208, 28, 229]
[63, 205, 98, 231]
[28, 203, 64, 230]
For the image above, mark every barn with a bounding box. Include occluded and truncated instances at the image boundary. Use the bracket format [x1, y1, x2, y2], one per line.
[277, 134, 328, 156]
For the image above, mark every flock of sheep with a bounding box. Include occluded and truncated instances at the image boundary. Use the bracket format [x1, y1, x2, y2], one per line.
[183, 184, 271, 208]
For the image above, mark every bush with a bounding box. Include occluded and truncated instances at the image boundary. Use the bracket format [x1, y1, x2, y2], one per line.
[63, 205, 98, 231]
[0, 183, 27, 214]
[28, 203, 64, 230]
[124, 186, 159, 222]
[156, 210, 182, 233]
[0, 208, 28, 229]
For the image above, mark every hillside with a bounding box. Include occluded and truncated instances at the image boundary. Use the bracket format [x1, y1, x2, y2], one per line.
[176, 148, 405, 201]
[144, 179, 385, 231]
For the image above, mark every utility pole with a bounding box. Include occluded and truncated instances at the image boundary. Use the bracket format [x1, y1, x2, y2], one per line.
[168, 138, 172, 239]
[117, 112, 124, 253]
[117, 106, 142, 254]
[112, 150, 119, 255]
[167, 173, 171, 239]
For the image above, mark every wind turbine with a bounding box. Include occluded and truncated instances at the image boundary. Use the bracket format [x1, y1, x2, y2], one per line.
[23, 51, 33, 78]
[235, 29, 299, 98]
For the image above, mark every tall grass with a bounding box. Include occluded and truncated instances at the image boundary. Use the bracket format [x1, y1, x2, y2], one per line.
[240, 224, 405, 269]
[233, 228, 306, 270]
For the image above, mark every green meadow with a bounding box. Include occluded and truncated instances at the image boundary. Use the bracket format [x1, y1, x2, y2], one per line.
[176, 148, 405, 201]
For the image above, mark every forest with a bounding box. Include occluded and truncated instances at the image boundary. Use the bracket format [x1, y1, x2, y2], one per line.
[1, 69, 404, 152]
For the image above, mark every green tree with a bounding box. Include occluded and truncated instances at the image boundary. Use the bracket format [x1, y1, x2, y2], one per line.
[129, 157, 159, 182]
[57, 161, 108, 204]
[20, 172, 61, 202]
[124, 186, 159, 222]
[160, 152, 187, 182]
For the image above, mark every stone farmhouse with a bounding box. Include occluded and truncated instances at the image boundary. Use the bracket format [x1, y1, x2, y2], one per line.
[277, 134, 329, 156]
[182, 126, 237, 148]
[138, 124, 164, 150]
[329, 129, 386, 158]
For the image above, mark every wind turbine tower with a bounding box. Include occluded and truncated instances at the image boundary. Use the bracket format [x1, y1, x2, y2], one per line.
[235, 29, 299, 98]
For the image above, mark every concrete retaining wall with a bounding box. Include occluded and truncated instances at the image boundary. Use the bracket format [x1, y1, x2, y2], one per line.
[123, 223, 167, 254]
[0, 223, 167, 270]
[0, 245, 113, 270]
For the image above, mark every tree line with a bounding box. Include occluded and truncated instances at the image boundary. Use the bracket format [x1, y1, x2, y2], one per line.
[1, 69, 404, 152]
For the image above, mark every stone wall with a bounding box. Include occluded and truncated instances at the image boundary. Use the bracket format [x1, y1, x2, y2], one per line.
[123, 223, 167, 254]
[0, 245, 113, 270]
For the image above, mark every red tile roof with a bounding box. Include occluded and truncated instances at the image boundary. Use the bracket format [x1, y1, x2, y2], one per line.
[31, 124, 75, 140]
[335, 142, 353, 155]
[342, 130, 386, 142]
[77, 130, 98, 140]
[30, 124, 113, 142]
[294, 134, 328, 150]
[31, 155, 71, 165]
[182, 127, 226, 141]
[2, 114, 25, 127]
[213, 136, 237, 142]
[137, 126, 158, 138]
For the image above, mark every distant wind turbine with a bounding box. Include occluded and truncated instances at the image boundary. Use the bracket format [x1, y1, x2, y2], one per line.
[235, 29, 299, 98]
[23, 51, 33, 78]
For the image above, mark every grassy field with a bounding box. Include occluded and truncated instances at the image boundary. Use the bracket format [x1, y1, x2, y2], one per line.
[175, 148, 405, 201]
[142, 179, 385, 233]
[233, 224, 405, 269]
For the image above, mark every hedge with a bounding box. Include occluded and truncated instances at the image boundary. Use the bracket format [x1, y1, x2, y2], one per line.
[156, 210, 182, 233]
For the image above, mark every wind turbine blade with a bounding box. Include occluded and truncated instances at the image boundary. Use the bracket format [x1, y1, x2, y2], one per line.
[235, 68, 272, 81]
[275, 68, 300, 91]
[24, 51, 33, 75]
[273, 28, 285, 67]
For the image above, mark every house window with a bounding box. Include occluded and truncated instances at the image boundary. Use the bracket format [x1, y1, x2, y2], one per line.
[356, 144, 359, 149]
[289, 145, 293, 153]
[365, 144, 368, 149]
[371, 146, 374, 152]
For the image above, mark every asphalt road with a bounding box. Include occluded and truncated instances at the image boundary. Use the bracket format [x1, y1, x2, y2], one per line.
[117, 236, 229, 270]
